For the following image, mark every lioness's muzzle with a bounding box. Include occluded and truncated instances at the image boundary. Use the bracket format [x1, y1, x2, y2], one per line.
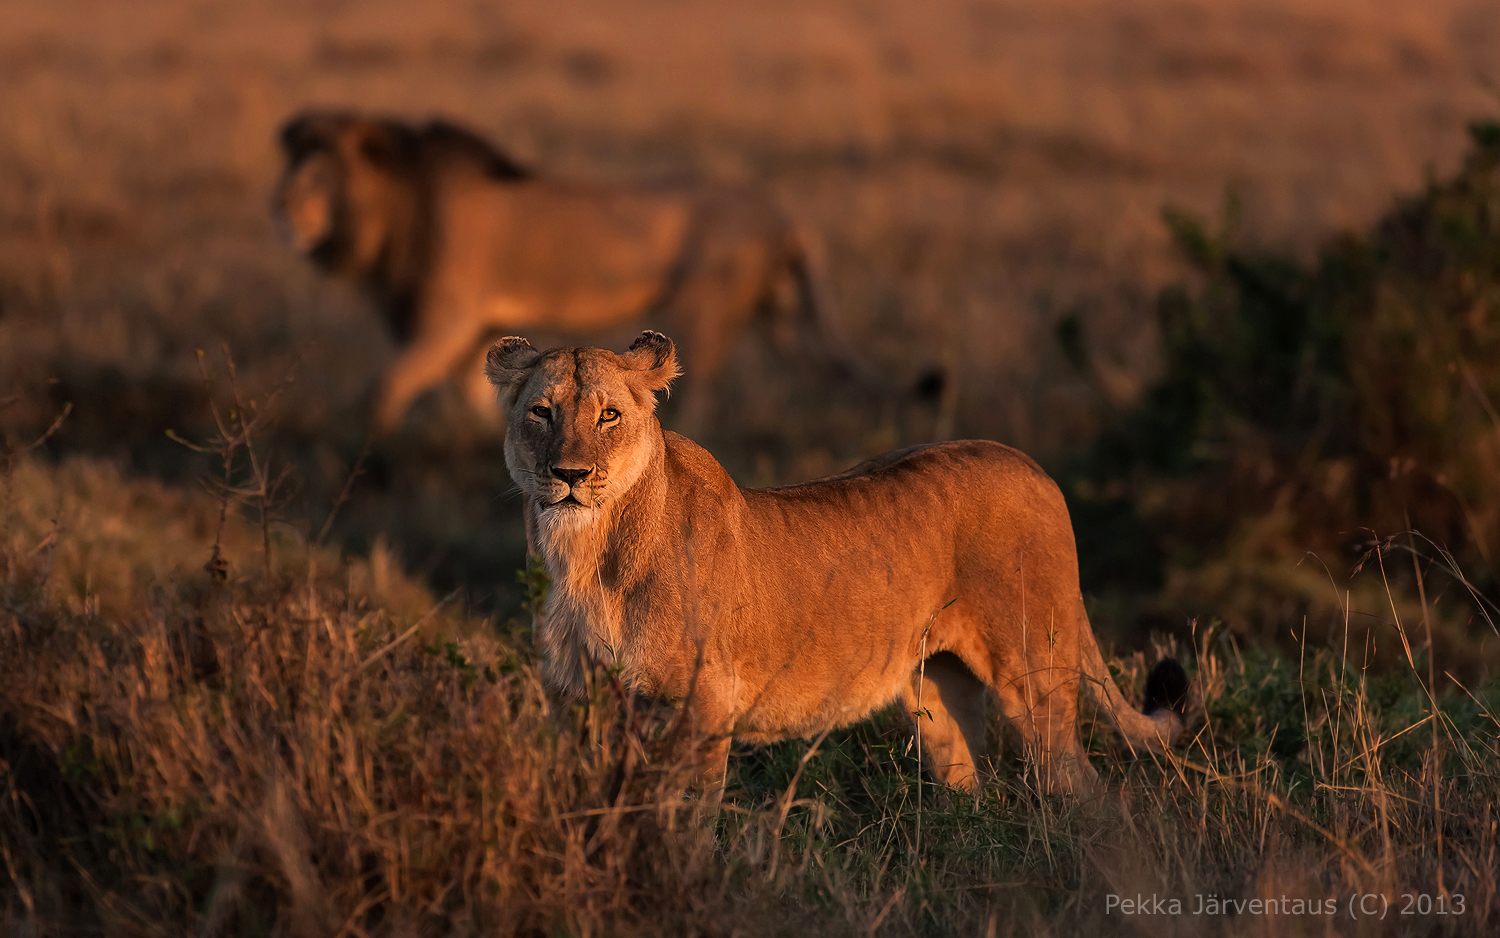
[544, 465, 597, 507]
[550, 466, 593, 487]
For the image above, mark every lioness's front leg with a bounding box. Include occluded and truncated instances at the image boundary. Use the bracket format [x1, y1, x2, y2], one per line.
[903, 652, 990, 793]
[681, 668, 736, 804]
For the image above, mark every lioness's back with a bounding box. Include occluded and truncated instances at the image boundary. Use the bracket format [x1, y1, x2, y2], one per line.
[747, 439, 1068, 534]
[707, 438, 1081, 625]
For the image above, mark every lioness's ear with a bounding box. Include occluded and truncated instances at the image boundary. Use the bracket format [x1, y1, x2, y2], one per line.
[622, 331, 680, 394]
[486, 337, 542, 402]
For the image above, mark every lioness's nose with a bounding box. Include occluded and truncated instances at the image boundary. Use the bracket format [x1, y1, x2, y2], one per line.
[551, 466, 593, 486]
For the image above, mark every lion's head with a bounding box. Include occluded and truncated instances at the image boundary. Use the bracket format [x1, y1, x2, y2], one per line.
[273, 111, 529, 278]
[486, 331, 680, 524]
[272, 111, 406, 274]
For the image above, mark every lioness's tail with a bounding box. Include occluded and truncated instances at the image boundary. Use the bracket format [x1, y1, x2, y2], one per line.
[1079, 626, 1188, 755]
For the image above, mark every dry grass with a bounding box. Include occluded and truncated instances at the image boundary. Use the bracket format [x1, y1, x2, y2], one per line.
[2, 447, 1496, 936]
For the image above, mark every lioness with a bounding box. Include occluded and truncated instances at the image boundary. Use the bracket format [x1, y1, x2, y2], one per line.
[273, 110, 850, 434]
[487, 331, 1188, 796]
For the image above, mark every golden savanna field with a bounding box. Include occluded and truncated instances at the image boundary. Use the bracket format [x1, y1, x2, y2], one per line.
[2, 0, 1499, 934]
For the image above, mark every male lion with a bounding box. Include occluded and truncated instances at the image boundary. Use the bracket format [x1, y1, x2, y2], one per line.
[273, 109, 851, 434]
[487, 331, 1188, 797]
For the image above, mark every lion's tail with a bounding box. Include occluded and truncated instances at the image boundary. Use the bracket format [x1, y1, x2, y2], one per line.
[782, 223, 962, 438]
[782, 223, 878, 384]
[1078, 624, 1188, 755]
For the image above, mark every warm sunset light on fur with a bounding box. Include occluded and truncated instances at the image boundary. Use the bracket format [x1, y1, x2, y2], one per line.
[1, 0, 1496, 933]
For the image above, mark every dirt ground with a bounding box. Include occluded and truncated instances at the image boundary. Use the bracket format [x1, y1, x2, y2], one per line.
[2, 0, 1496, 608]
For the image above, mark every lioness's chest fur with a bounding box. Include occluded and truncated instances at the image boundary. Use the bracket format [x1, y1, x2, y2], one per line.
[533, 509, 629, 696]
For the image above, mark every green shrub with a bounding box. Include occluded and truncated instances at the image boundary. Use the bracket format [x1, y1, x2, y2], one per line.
[1066, 122, 1500, 670]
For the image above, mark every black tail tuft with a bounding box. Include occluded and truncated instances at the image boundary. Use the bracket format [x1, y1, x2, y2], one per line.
[1143, 658, 1189, 716]
[911, 366, 948, 404]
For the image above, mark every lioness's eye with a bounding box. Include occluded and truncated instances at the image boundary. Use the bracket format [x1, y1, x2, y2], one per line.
[530, 404, 551, 420]
[600, 407, 620, 423]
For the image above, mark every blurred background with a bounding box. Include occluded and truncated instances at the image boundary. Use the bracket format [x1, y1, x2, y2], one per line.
[2, 0, 1497, 669]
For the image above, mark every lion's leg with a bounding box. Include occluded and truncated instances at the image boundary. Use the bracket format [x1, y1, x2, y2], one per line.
[902, 652, 989, 793]
[373, 310, 489, 434]
[669, 243, 772, 433]
[995, 670, 1098, 797]
[459, 341, 505, 429]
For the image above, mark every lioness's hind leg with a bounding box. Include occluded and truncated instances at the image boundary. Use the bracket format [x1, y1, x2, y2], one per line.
[902, 652, 989, 793]
[995, 673, 1099, 797]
